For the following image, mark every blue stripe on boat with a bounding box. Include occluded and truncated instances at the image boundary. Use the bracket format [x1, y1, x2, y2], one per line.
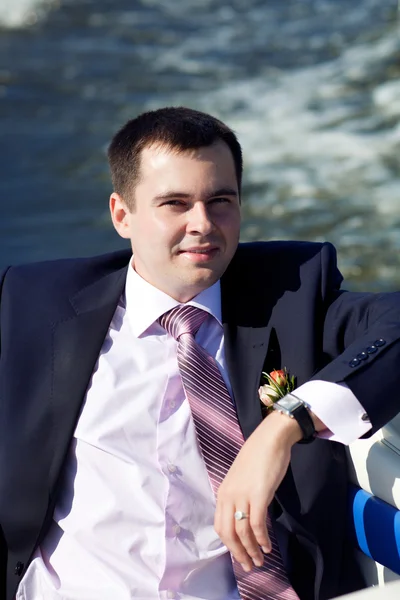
[348, 485, 400, 575]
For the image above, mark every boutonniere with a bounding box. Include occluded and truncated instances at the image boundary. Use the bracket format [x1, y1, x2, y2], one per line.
[258, 368, 296, 416]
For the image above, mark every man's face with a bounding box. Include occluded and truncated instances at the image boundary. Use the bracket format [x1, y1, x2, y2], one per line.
[110, 141, 241, 302]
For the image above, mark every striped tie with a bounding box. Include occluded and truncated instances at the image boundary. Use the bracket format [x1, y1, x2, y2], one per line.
[159, 305, 299, 600]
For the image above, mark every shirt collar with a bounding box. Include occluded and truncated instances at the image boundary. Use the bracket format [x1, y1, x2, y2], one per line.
[125, 257, 222, 337]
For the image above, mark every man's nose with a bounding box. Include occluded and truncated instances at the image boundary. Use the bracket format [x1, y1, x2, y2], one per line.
[187, 203, 215, 235]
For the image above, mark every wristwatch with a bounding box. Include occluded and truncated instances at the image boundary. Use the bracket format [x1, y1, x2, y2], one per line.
[272, 393, 316, 443]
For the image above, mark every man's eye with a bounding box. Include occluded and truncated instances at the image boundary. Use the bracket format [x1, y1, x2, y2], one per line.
[211, 197, 230, 204]
[164, 200, 185, 206]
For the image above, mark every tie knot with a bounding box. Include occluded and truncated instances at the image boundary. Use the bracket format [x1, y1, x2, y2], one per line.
[159, 305, 209, 341]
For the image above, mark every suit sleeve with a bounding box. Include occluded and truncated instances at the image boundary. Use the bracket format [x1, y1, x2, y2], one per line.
[312, 243, 400, 435]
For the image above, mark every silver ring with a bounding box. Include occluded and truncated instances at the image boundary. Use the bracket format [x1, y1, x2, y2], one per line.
[234, 510, 248, 521]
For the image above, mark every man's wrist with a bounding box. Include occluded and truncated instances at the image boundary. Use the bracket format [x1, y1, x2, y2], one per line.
[265, 410, 304, 445]
[272, 393, 316, 443]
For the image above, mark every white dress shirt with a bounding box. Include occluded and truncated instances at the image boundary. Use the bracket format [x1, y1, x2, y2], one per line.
[17, 259, 371, 600]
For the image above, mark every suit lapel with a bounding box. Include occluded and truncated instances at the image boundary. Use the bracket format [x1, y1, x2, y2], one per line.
[48, 266, 127, 491]
[220, 245, 289, 439]
[223, 322, 271, 439]
[220, 251, 278, 439]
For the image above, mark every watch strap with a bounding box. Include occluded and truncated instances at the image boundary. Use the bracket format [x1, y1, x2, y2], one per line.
[274, 393, 316, 443]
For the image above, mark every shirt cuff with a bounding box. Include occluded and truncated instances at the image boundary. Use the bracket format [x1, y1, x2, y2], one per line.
[293, 380, 372, 445]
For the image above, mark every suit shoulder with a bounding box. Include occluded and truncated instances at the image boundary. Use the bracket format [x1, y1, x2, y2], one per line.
[234, 240, 336, 267]
[1, 249, 132, 295]
[222, 241, 341, 314]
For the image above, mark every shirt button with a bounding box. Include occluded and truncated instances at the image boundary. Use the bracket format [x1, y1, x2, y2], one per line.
[167, 591, 177, 599]
[172, 524, 181, 536]
[169, 399, 176, 409]
[167, 464, 177, 473]
[361, 413, 370, 422]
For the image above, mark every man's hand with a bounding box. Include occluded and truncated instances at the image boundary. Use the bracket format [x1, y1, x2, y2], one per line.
[214, 411, 319, 572]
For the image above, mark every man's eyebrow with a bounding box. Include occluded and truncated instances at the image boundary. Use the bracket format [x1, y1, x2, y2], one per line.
[152, 188, 238, 202]
[210, 187, 238, 197]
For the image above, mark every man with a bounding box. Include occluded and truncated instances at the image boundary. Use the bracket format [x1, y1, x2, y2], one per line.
[1, 106, 400, 600]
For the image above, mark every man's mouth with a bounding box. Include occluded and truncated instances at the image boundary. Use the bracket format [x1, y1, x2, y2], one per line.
[184, 248, 214, 253]
[179, 247, 219, 261]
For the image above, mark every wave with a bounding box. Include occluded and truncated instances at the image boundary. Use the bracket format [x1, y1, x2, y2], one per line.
[0, 0, 54, 28]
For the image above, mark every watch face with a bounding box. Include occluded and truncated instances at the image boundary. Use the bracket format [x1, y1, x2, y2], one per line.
[275, 395, 303, 413]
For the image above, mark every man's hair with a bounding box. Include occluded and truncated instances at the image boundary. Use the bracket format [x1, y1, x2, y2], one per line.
[107, 106, 243, 206]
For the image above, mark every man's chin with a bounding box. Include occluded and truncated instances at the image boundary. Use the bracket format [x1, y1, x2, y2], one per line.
[173, 270, 222, 301]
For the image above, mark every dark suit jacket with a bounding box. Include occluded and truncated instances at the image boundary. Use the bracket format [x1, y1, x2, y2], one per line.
[1, 241, 400, 600]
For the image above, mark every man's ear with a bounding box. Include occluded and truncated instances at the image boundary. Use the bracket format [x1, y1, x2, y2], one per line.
[109, 192, 132, 239]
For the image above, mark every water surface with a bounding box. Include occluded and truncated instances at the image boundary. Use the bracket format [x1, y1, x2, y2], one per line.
[1, 0, 399, 290]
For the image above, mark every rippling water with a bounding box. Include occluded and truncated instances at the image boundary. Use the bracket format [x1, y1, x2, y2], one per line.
[1, 0, 399, 290]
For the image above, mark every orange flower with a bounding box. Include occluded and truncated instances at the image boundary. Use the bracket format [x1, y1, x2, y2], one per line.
[258, 368, 296, 415]
[269, 369, 287, 386]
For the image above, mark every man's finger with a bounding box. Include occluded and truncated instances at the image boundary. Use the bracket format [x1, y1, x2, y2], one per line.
[248, 503, 272, 554]
[215, 503, 253, 572]
[235, 513, 264, 567]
